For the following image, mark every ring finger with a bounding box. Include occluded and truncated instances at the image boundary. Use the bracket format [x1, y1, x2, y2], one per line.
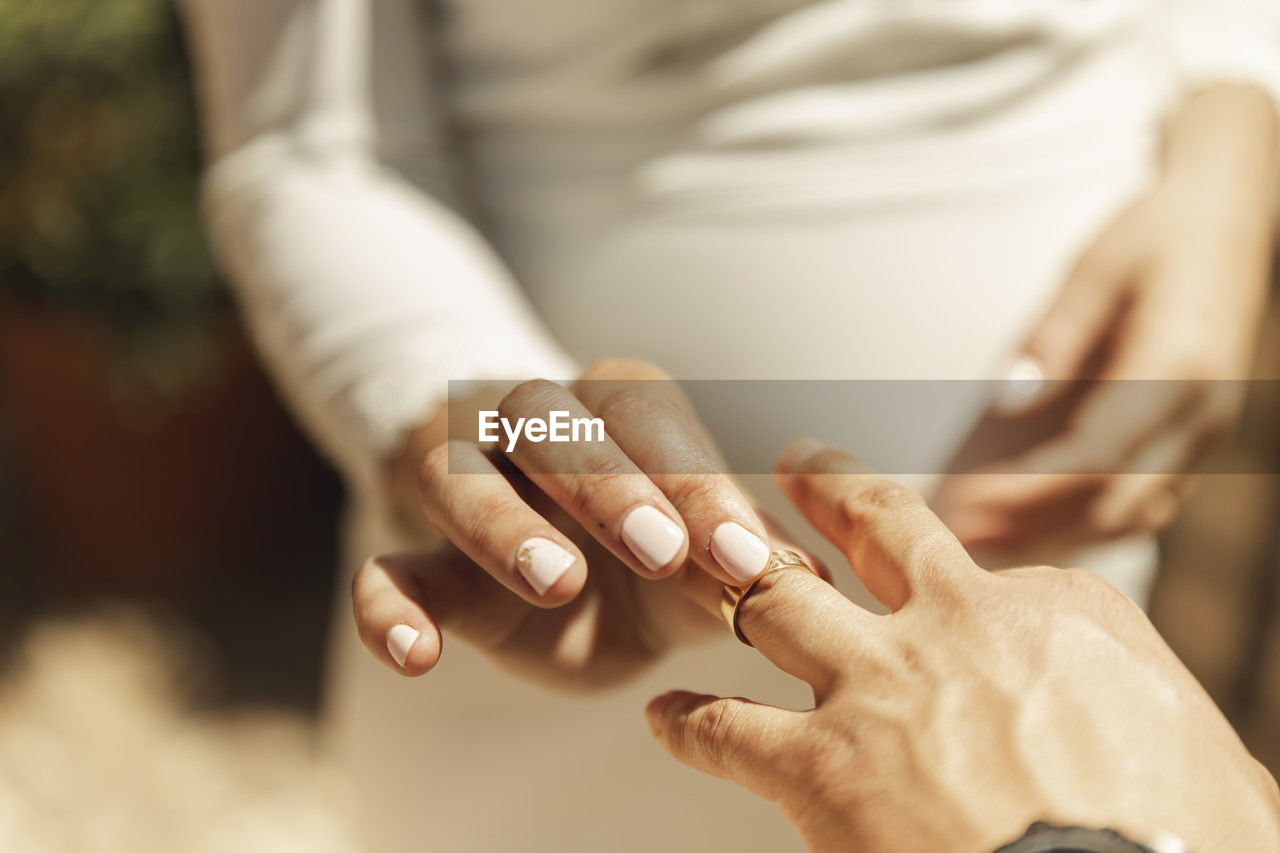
[418, 440, 588, 605]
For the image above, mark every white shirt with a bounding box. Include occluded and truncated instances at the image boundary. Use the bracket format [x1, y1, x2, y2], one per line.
[178, 0, 1280, 515]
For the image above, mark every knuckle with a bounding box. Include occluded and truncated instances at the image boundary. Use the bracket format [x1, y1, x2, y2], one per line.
[593, 384, 685, 431]
[559, 467, 638, 519]
[692, 701, 740, 756]
[499, 378, 565, 419]
[459, 496, 521, 552]
[668, 474, 724, 510]
[838, 480, 923, 524]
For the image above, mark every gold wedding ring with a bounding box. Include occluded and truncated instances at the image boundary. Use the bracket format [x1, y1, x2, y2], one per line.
[720, 549, 815, 646]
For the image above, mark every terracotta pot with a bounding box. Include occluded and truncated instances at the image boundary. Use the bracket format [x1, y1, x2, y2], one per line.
[0, 296, 339, 600]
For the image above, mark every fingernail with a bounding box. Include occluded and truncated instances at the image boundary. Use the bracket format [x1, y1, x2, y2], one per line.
[710, 522, 770, 582]
[515, 537, 574, 595]
[621, 505, 684, 572]
[386, 624, 419, 669]
[993, 356, 1044, 416]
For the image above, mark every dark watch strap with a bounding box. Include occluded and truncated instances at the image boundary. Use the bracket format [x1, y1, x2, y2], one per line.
[993, 821, 1159, 852]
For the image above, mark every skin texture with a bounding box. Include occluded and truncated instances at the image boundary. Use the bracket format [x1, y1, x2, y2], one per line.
[355, 358, 822, 687]
[646, 440, 1280, 853]
[938, 83, 1280, 551]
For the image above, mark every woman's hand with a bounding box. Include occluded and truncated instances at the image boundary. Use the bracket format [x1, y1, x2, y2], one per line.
[939, 84, 1278, 550]
[351, 359, 812, 688]
[647, 440, 1280, 853]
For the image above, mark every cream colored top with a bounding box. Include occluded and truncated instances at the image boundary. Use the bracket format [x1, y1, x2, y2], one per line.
[179, 0, 1280, 509]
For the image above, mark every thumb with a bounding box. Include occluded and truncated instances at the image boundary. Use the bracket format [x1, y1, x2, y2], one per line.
[645, 690, 802, 800]
[995, 231, 1136, 416]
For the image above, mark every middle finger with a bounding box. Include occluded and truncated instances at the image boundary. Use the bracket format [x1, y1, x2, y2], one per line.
[498, 379, 691, 578]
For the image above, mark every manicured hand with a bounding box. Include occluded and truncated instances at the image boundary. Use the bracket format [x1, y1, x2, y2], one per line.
[352, 359, 817, 687]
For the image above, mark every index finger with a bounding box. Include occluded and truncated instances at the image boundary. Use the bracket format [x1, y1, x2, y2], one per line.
[573, 361, 772, 585]
[774, 439, 981, 610]
[734, 564, 873, 697]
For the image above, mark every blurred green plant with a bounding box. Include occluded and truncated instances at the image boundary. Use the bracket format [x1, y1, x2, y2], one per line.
[0, 0, 227, 401]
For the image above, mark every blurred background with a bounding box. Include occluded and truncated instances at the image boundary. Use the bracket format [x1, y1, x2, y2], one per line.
[0, 3, 350, 849]
[0, 2, 1277, 850]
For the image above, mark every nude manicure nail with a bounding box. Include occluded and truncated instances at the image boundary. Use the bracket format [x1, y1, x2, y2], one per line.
[621, 505, 684, 572]
[386, 624, 419, 669]
[993, 356, 1045, 416]
[515, 537, 574, 595]
[710, 522, 770, 583]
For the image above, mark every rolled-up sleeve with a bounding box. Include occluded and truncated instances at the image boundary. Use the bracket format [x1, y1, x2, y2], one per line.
[177, 0, 576, 497]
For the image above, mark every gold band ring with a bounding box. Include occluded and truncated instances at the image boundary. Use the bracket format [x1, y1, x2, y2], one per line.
[720, 549, 814, 646]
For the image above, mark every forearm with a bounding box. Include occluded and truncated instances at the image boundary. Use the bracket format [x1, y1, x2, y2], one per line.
[182, 0, 576, 527]
[1156, 83, 1279, 335]
[1161, 83, 1279, 227]
[204, 152, 575, 489]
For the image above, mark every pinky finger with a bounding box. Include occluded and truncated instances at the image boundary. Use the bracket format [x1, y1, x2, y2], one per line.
[351, 552, 464, 676]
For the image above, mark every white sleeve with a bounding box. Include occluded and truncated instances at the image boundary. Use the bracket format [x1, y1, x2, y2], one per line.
[1163, 0, 1280, 108]
[177, 0, 577, 496]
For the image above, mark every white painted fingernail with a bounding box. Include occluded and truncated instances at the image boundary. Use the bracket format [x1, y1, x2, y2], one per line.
[710, 522, 770, 583]
[621, 505, 685, 572]
[515, 537, 574, 595]
[993, 356, 1044, 416]
[386, 624, 419, 669]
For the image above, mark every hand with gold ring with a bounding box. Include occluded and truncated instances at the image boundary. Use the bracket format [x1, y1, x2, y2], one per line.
[646, 439, 1280, 853]
[350, 359, 826, 689]
[719, 549, 815, 645]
